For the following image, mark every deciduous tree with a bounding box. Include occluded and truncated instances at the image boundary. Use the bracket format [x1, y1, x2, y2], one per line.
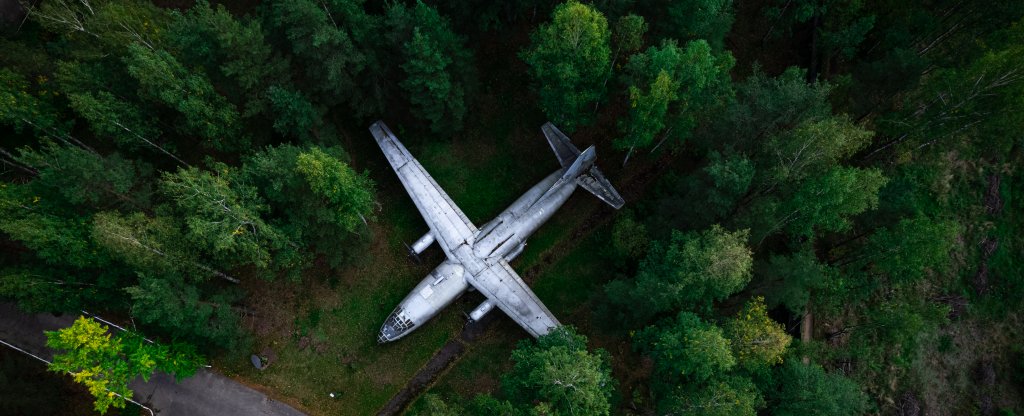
[159, 166, 292, 273]
[46, 316, 204, 414]
[660, 375, 762, 416]
[520, 1, 611, 130]
[606, 225, 752, 321]
[240, 145, 374, 269]
[724, 296, 791, 372]
[769, 361, 870, 416]
[617, 39, 734, 154]
[636, 312, 735, 386]
[502, 326, 615, 416]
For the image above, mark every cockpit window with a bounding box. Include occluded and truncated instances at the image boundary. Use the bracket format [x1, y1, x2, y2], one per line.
[385, 307, 415, 332]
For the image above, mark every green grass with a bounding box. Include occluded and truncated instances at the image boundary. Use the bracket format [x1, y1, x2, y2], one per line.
[220, 216, 465, 415]
[530, 234, 611, 317]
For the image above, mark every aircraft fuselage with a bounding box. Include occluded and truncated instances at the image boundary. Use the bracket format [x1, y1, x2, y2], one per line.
[377, 169, 578, 343]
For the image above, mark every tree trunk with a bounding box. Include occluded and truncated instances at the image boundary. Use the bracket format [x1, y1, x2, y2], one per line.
[801, 304, 813, 364]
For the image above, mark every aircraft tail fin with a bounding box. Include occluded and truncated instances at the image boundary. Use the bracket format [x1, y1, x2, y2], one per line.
[540, 122, 624, 209]
[541, 122, 581, 168]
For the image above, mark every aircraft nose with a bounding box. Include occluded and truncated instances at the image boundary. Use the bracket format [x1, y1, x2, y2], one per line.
[377, 323, 397, 344]
[378, 308, 415, 344]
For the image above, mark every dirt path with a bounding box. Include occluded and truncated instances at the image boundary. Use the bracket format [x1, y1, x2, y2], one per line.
[375, 151, 682, 416]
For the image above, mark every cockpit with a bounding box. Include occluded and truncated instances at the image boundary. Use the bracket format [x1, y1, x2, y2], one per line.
[377, 307, 416, 343]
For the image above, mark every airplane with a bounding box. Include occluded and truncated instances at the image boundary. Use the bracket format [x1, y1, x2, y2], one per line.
[370, 121, 624, 343]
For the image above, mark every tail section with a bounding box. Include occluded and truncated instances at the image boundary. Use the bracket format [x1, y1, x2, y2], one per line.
[540, 122, 625, 210]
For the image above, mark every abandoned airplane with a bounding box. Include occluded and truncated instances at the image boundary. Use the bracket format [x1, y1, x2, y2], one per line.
[370, 121, 624, 343]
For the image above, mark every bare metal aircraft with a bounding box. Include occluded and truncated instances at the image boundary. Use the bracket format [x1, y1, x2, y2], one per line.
[370, 121, 624, 343]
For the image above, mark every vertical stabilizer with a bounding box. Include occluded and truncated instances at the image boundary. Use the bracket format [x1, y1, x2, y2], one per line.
[541, 123, 581, 168]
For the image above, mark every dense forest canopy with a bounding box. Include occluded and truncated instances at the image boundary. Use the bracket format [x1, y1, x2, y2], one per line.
[1, 0, 1022, 415]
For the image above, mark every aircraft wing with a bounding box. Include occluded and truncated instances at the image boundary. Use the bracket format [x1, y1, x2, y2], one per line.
[369, 121, 477, 256]
[466, 259, 560, 337]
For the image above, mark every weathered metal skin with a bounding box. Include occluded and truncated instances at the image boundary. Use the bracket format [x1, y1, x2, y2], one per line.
[378, 168, 579, 343]
[372, 121, 623, 343]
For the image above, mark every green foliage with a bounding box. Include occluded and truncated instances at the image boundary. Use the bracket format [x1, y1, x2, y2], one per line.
[270, 0, 384, 116]
[0, 68, 70, 137]
[659, 375, 762, 416]
[167, 1, 283, 106]
[708, 67, 832, 154]
[29, 0, 169, 55]
[607, 225, 752, 322]
[724, 297, 792, 372]
[159, 166, 295, 273]
[502, 326, 615, 416]
[123, 43, 244, 151]
[390, 1, 471, 132]
[465, 394, 518, 415]
[15, 142, 153, 210]
[761, 249, 831, 314]
[240, 144, 375, 268]
[612, 14, 647, 57]
[0, 267, 95, 313]
[413, 394, 464, 416]
[295, 148, 375, 232]
[63, 89, 163, 150]
[266, 86, 325, 142]
[778, 166, 887, 238]
[646, 152, 755, 232]
[702, 152, 755, 216]
[885, 23, 1024, 160]
[618, 70, 675, 152]
[661, 0, 735, 51]
[863, 216, 958, 285]
[636, 312, 736, 385]
[761, 116, 874, 185]
[610, 210, 649, 260]
[46, 316, 204, 414]
[521, 1, 611, 130]
[617, 39, 735, 151]
[125, 273, 245, 350]
[765, 0, 875, 61]
[768, 361, 871, 416]
[91, 211, 194, 277]
[0, 182, 105, 269]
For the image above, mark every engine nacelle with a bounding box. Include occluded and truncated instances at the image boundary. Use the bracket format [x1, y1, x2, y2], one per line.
[505, 243, 526, 262]
[468, 299, 496, 322]
[409, 232, 435, 255]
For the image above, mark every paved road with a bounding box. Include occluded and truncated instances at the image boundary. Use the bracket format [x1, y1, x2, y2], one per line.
[0, 302, 306, 416]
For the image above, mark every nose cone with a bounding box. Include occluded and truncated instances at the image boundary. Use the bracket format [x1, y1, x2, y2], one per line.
[377, 307, 415, 344]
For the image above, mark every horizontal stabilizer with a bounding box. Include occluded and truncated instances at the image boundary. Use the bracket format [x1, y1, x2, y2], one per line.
[578, 167, 625, 209]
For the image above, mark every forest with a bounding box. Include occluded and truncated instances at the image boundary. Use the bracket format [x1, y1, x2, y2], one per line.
[0, 0, 1022, 415]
